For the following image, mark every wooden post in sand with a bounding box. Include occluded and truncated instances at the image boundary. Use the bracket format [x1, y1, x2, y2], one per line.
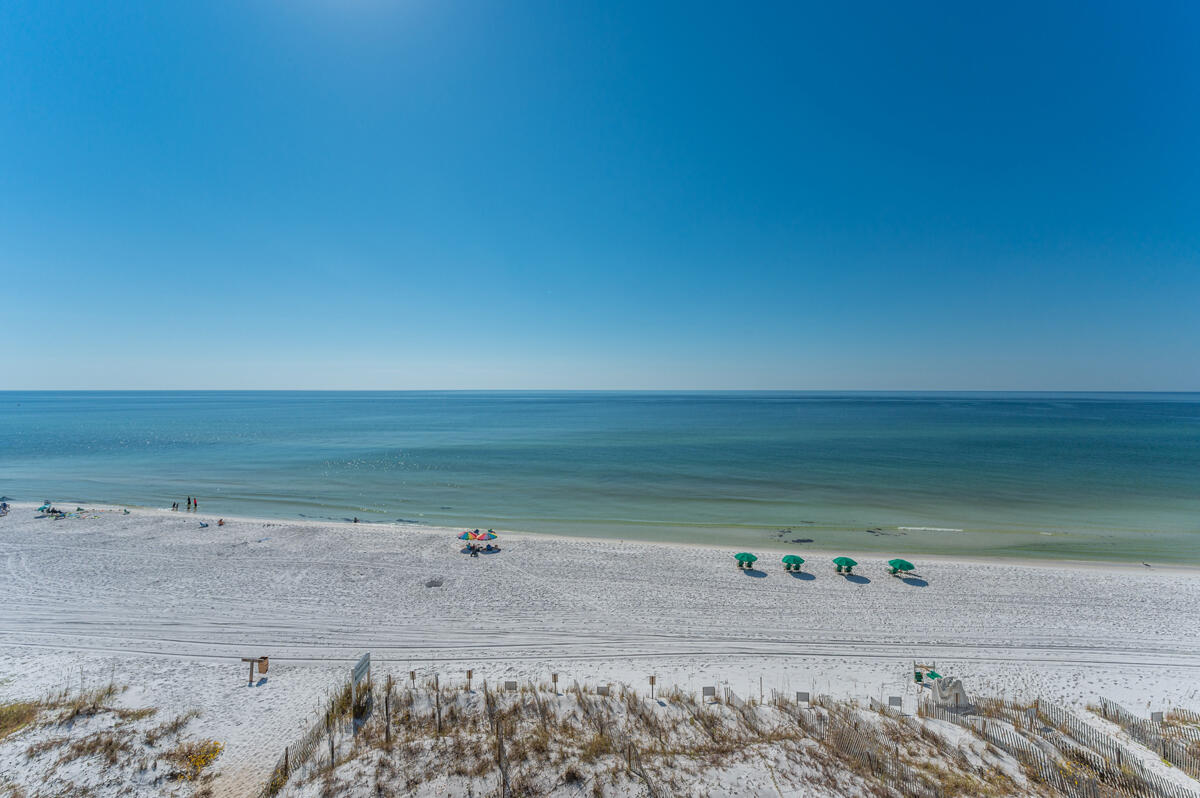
[326, 713, 335, 769]
[466, 669, 472, 692]
[241, 657, 265, 687]
[384, 674, 394, 747]
[649, 675, 656, 699]
[551, 673, 558, 694]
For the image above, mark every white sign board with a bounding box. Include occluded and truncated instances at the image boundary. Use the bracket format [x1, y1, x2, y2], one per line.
[352, 652, 371, 685]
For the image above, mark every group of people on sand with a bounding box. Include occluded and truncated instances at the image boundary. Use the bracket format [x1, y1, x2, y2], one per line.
[171, 496, 200, 512]
[39, 503, 67, 518]
[466, 542, 499, 557]
[464, 529, 500, 557]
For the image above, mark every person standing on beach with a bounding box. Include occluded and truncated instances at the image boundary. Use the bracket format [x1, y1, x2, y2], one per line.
[187, 497, 191, 509]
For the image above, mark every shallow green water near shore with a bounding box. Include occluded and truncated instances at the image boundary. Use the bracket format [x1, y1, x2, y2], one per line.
[2, 391, 1198, 563]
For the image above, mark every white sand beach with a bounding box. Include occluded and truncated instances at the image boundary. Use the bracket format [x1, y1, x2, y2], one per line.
[1, 502, 1199, 796]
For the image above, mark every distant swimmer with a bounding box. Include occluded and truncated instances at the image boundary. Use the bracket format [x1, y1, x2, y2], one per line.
[218, 518, 224, 526]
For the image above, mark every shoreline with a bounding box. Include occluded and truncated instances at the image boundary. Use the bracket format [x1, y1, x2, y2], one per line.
[10, 499, 1200, 573]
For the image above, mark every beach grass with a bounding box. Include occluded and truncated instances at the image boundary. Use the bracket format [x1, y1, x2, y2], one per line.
[0, 701, 37, 743]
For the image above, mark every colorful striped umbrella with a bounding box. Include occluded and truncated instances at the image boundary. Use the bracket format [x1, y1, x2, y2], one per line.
[472, 531, 498, 541]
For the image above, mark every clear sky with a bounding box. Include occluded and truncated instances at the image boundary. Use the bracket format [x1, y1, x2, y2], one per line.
[2, 1, 1198, 390]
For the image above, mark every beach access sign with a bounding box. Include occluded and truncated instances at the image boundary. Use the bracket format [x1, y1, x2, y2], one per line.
[350, 652, 372, 735]
[352, 652, 371, 686]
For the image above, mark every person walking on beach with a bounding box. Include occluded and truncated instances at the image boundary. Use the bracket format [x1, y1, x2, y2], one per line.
[187, 496, 192, 509]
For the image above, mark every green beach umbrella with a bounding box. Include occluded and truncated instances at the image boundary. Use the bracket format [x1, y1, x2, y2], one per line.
[832, 556, 857, 568]
[734, 552, 758, 563]
[888, 558, 915, 572]
[782, 555, 804, 565]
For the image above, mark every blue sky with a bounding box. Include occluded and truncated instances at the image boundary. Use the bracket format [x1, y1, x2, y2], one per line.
[2, 0, 1198, 389]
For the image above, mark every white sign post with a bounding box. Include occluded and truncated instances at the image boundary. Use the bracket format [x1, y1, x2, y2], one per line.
[351, 652, 371, 734]
[352, 652, 371, 689]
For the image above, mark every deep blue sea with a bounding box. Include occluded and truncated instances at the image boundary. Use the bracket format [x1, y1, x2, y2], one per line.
[1, 392, 1198, 562]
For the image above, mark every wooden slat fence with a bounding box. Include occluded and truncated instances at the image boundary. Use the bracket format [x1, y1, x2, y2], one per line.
[1169, 710, 1200, 726]
[921, 700, 1200, 798]
[256, 678, 354, 798]
[1098, 698, 1200, 781]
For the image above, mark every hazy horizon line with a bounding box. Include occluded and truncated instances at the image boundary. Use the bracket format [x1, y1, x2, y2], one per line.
[3, 388, 1199, 395]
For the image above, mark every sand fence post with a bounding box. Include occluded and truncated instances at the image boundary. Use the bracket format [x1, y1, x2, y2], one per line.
[326, 713, 335, 769]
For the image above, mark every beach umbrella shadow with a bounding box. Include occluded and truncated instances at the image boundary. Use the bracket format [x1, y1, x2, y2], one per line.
[843, 573, 871, 585]
[789, 571, 816, 581]
[901, 576, 928, 587]
[741, 568, 767, 578]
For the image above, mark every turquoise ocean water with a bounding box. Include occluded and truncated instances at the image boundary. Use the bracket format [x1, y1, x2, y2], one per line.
[1, 392, 1198, 563]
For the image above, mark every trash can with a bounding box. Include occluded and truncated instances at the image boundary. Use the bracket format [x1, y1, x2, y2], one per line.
[258, 656, 269, 674]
